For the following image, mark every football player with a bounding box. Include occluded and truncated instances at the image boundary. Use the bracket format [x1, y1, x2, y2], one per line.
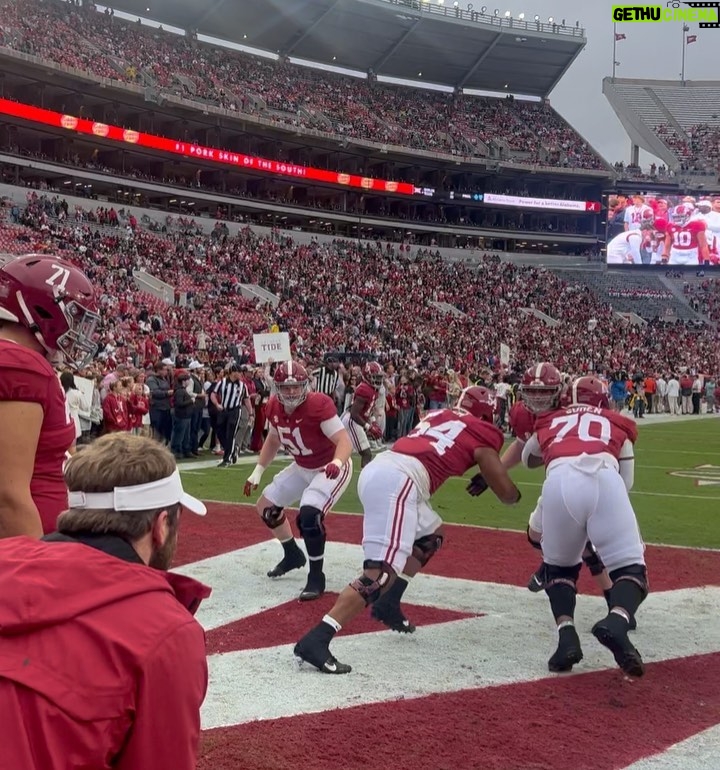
[0, 254, 98, 538]
[340, 360, 384, 468]
[244, 360, 353, 601]
[522, 375, 645, 677]
[498, 362, 620, 612]
[293, 386, 521, 674]
[663, 204, 710, 265]
[704, 196, 720, 264]
[606, 221, 654, 264]
[623, 194, 653, 232]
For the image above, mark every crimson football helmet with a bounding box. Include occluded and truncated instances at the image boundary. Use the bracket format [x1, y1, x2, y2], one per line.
[273, 360, 310, 412]
[671, 204, 693, 227]
[457, 386, 496, 423]
[0, 254, 98, 369]
[570, 376, 609, 409]
[363, 361, 384, 390]
[520, 362, 563, 414]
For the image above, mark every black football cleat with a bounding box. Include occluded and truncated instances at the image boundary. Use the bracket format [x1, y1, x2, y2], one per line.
[371, 600, 416, 634]
[592, 615, 645, 677]
[527, 562, 546, 593]
[548, 626, 584, 673]
[294, 631, 351, 674]
[267, 547, 307, 578]
[299, 572, 326, 602]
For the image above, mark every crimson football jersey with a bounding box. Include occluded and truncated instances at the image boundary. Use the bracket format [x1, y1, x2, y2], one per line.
[509, 402, 535, 443]
[266, 392, 343, 469]
[392, 408, 504, 494]
[533, 404, 637, 467]
[350, 381, 377, 422]
[667, 220, 705, 252]
[0, 340, 75, 533]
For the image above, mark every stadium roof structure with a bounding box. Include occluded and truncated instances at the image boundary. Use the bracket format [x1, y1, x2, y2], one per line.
[603, 77, 720, 172]
[105, 0, 587, 97]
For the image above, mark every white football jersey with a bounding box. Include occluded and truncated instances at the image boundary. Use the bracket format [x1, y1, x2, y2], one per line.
[607, 231, 643, 264]
[624, 205, 653, 231]
[705, 211, 720, 256]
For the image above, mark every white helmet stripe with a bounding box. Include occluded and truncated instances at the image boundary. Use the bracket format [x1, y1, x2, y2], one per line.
[287, 359, 294, 379]
[572, 378, 580, 405]
[534, 363, 544, 382]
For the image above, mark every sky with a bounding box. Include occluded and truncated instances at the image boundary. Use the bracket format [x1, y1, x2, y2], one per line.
[527, 0, 718, 166]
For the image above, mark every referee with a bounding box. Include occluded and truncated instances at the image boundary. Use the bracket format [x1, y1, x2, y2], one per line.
[211, 364, 251, 468]
[313, 356, 340, 409]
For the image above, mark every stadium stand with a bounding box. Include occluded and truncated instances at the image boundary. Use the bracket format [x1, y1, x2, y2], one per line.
[2, 190, 717, 376]
[604, 78, 720, 174]
[0, 0, 609, 170]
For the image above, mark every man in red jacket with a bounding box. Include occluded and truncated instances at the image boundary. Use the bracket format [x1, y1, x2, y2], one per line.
[0, 433, 211, 770]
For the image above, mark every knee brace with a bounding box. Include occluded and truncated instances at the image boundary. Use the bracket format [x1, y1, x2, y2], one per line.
[609, 564, 649, 601]
[582, 541, 606, 576]
[526, 526, 542, 551]
[412, 531, 444, 568]
[543, 563, 581, 620]
[296, 506, 325, 539]
[260, 505, 286, 530]
[350, 560, 393, 605]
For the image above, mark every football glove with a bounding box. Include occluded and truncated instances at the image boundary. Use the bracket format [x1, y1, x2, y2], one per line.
[466, 473, 489, 497]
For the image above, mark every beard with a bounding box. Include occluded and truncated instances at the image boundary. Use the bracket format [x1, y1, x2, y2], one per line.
[149, 526, 178, 571]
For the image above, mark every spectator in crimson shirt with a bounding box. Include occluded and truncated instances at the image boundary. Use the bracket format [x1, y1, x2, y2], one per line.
[103, 380, 129, 432]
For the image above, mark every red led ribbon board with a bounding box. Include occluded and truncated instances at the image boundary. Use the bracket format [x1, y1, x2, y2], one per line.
[0, 98, 417, 195]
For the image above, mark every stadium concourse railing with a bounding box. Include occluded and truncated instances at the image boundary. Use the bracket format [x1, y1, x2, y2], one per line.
[0, 47, 611, 179]
[0, 154, 599, 248]
[381, 0, 586, 37]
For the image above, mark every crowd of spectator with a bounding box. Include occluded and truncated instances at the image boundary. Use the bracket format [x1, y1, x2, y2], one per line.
[683, 278, 720, 322]
[2, 191, 718, 383]
[654, 123, 720, 174]
[0, 0, 607, 170]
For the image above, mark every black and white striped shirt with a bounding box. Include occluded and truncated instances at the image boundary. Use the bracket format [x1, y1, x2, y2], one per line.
[218, 378, 246, 410]
[313, 366, 339, 398]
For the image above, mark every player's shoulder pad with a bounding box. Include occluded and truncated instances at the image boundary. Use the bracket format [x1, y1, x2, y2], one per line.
[0, 341, 54, 404]
[307, 391, 337, 419]
[355, 382, 374, 399]
[608, 410, 639, 443]
[465, 414, 504, 453]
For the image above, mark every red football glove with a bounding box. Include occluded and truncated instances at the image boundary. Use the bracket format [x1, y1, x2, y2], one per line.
[325, 461, 342, 479]
[367, 423, 383, 440]
[243, 481, 255, 497]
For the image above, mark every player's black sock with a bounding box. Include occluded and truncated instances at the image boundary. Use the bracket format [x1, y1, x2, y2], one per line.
[377, 575, 409, 605]
[304, 533, 326, 576]
[281, 538, 302, 557]
[604, 588, 612, 610]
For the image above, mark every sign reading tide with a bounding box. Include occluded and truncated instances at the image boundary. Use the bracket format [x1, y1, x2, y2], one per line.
[253, 332, 291, 364]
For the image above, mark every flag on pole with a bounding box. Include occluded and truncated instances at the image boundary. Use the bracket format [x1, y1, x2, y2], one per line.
[687, 34, 697, 44]
[615, 32, 626, 41]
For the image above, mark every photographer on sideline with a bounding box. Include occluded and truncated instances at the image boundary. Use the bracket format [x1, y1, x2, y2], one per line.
[0, 433, 211, 770]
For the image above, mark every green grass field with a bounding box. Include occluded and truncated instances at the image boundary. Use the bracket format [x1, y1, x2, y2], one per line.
[180, 419, 720, 549]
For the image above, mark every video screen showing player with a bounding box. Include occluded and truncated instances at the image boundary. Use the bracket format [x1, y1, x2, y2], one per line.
[605, 192, 720, 268]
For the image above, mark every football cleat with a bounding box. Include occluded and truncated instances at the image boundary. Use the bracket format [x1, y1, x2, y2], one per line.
[294, 632, 352, 675]
[371, 601, 416, 634]
[527, 563, 546, 593]
[548, 626, 583, 673]
[592, 615, 645, 677]
[299, 572, 326, 602]
[267, 547, 307, 578]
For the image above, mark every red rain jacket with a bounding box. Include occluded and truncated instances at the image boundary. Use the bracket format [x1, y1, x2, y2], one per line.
[0, 534, 211, 770]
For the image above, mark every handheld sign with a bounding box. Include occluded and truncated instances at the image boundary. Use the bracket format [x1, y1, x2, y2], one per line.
[253, 332, 291, 363]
